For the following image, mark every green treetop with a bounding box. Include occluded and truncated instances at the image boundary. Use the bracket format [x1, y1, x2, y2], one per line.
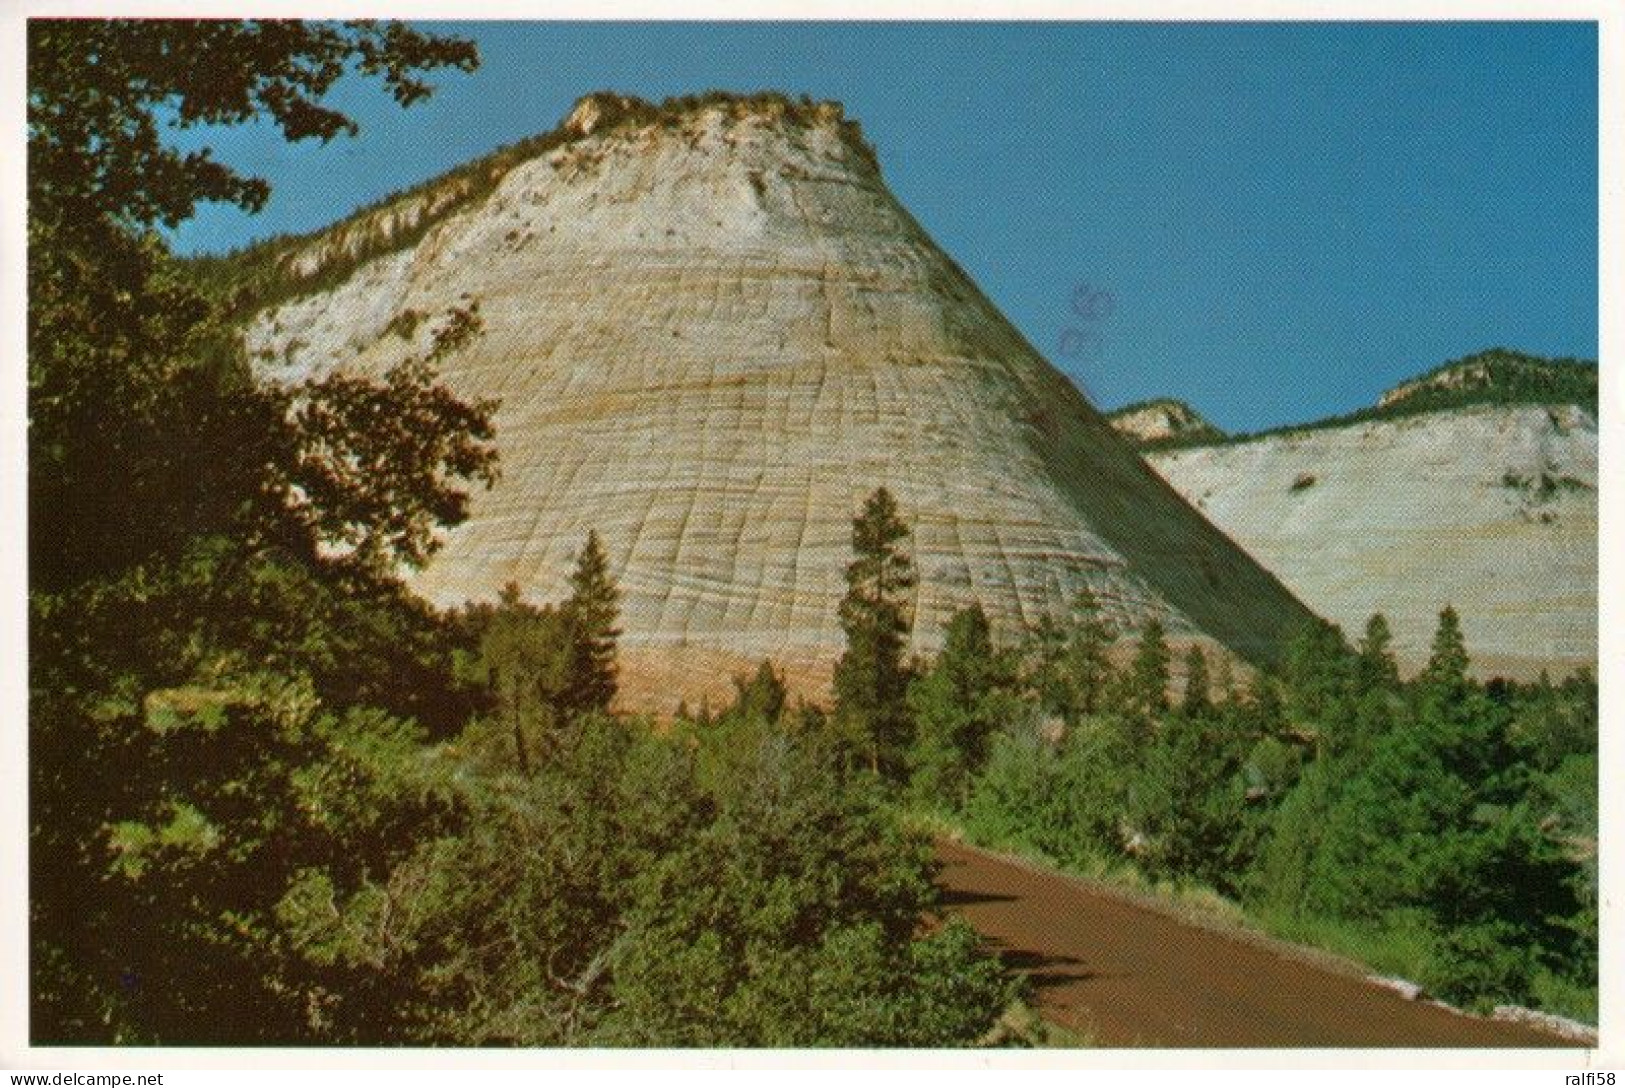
[1120, 617, 1172, 729]
[1181, 645, 1212, 717]
[1419, 606, 1471, 699]
[907, 604, 1017, 808]
[1063, 587, 1118, 719]
[1356, 613, 1401, 690]
[563, 529, 622, 715]
[833, 487, 917, 779]
[730, 660, 789, 724]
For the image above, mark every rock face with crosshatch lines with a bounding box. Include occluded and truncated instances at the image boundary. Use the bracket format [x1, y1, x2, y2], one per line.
[242, 91, 1319, 712]
[1142, 403, 1597, 681]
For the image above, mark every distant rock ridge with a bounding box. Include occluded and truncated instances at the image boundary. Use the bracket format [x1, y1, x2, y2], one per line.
[237, 89, 1320, 711]
[1378, 359, 1501, 409]
[1376, 348, 1598, 412]
[1106, 399, 1224, 446]
[560, 92, 645, 138]
[1109, 349, 1598, 453]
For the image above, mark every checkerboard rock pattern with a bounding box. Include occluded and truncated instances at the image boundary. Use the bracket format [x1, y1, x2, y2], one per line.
[247, 94, 1318, 711]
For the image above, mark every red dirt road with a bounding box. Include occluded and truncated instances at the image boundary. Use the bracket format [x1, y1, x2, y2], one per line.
[936, 840, 1578, 1048]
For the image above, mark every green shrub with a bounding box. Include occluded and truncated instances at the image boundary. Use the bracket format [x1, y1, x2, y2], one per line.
[1426, 921, 1542, 1012]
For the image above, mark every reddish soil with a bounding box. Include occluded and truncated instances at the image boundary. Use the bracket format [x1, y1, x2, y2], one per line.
[936, 840, 1578, 1048]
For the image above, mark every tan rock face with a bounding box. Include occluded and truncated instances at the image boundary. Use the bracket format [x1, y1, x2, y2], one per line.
[1145, 404, 1597, 680]
[1107, 399, 1222, 445]
[1377, 362, 1495, 409]
[246, 94, 1318, 711]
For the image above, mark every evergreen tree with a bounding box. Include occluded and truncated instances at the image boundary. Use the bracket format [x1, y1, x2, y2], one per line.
[907, 605, 1015, 808]
[1418, 605, 1471, 700]
[477, 584, 577, 774]
[563, 529, 621, 714]
[1120, 618, 1171, 728]
[1128, 711, 1248, 891]
[1017, 615, 1070, 719]
[1240, 670, 1286, 738]
[1181, 645, 1212, 717]
[1282, 621, 1353, 725]
[1062, 587, 1117, 718]
[730, 660, 788, 724]
[1509, 668, 1597, 770]
[833, 488, 916, 779]
[1338, 612, 1405, 755]
[1355, 613, 1401, 690]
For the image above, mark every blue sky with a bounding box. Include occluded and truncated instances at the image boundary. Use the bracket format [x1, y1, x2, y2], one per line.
[168, 21, 1598, 433]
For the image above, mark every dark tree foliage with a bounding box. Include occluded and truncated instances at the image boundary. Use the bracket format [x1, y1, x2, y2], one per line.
[1417, 605, 1471, 702]
[562, 529, 622, 715]
[1355, 613, 1401, 691]
[473, 584, 577, 775]
[28, 20, 477, 234]
[1015, 615, 1069, 720]
[1120, 618, 1171, 728]
[598, 716, 1011, 1046]
[833, 487, 917, 779]
[730, 660, 789, 724]
[28, 20, 488, 594]
[289, 310, 499, 576]
[1508, 669, 1597, 771]
[74, 689, 464, 1043]
[28, 19, 496, 1042]
[907, 605, 1019, 809]
[1127, 711, 1249, 892]
[1061, 587, 1117, 720]
[1279, 620, 1355, 743]
[1181, 645, 1212, 717]
[454, 531, 624, 776]
[1017, 591, 1119, 725]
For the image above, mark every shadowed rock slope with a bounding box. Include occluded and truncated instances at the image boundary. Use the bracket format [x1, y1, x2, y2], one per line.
[240, 92, 1319, 710]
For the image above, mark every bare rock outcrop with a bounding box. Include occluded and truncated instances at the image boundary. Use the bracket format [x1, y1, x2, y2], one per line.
[244, 92, 1319, 710]
[1107, 399, 1224, 446]
[1145, 403, 1596, 679]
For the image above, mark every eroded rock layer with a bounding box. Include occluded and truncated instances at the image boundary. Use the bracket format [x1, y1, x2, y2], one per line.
[1145, 404, 1597, 680]
[1107, 399, 1224, 446]
[247, 94, 1318, 710]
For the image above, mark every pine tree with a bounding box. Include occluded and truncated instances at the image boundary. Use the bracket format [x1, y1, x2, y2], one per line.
[484, 582, 537, 774]
[563, 529, 621, 715]
[1419, 605, 1470, 698]
[731, 660, 789, 723]
[1274, 620, 1360, 758]
[1356, 613, 1401, 690]
[1063, 587, 1117, 718]
[478, 583, 576, 774]
[907, 604, 1013, 807]
[1242, 670, 1286, 736]
[833, 487, 916, 779]
[1121, 618, 1171, 728]
[1017, 615, 1069, 719]
[1181, 645, 1212, 717]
